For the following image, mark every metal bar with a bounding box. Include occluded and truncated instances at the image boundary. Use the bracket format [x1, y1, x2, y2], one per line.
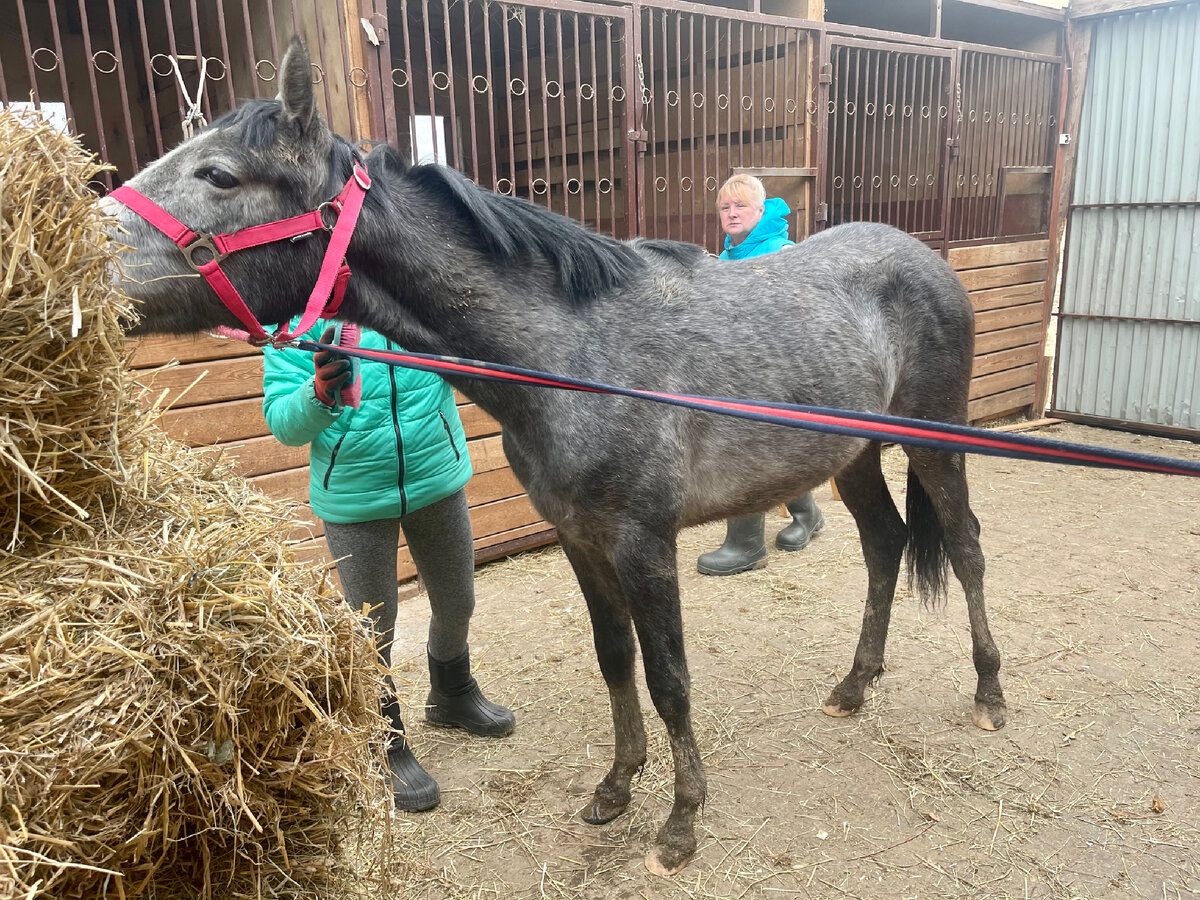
[13, 0, 41, 109]
[938, 50, 958, 255]
[1043, 409, 1200, 444]
[688, 13, 698, 243]
[332, 0, 358, 141]
[421, 0, 439, 163]
[44, 3, 76, 132]
[133, 1, 163, 158]
[238, 0, 260, 100]
[573, 12, 586, 224]
[501, 2, 519, 196]
[482, 0, 500, 191]
[556, 11, 568, 218]
[214, 0, 236, 109]
[587, 15, 600, 229]
[1070, 200, 1200, 210]
[700, 14, 710, 240]
[103, 0, 140, 176]
[265, 0, 281, 64]
[399, 0, 419, 161]
[73, 1, 112, 188]
[624, 10, 641, 238]
[442, 0, 460, 169]
[538, 9, 552, 208]
[186, 0, 213, 125]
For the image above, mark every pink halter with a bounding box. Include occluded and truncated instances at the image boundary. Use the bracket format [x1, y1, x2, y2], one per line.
[110, 161, 371, 345]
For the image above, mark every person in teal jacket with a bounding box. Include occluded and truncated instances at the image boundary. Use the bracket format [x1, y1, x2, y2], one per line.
[263, 319, 515, 812]
[697, 174, 826, 575]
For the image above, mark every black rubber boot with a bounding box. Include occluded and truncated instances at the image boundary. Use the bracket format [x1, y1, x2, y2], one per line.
[381, 694, 440, 812]
[776, 492, 825, 551]
[426, 647, 516, 737]
[697, 513, 768, 576]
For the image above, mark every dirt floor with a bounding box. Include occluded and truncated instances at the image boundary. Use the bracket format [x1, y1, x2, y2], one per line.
[379, 422, 1200, 900]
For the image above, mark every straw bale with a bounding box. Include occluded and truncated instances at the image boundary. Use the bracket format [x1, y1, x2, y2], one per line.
[0, 110, 391, 899]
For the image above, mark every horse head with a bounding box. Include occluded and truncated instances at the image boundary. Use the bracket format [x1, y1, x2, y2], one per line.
[110, 37, 354, 336]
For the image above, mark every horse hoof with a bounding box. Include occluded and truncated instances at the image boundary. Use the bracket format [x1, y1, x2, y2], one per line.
[820, 701, 856, 718]
[579, 798, 627, 826]
[972, 700, 1006, 731]
[645, 846, 691, 877]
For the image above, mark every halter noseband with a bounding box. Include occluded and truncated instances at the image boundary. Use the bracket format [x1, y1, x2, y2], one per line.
[110, 160, 371, 346]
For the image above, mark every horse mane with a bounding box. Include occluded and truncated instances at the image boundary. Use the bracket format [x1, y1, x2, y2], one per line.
[378, 150, 646, 304]
[629, 238, 709, 272]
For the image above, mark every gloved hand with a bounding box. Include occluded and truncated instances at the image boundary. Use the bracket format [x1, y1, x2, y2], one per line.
[313, 325, 352, 407]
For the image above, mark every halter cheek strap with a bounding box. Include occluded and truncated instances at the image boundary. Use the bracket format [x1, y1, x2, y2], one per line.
[109, 161, 371, 346]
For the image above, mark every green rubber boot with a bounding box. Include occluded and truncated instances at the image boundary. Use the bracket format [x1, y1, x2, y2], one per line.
[775, 492, 825, 551]
[697, 513, 768, 576]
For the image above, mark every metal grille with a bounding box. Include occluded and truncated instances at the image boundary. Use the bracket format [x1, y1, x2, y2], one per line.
[0, 0, 377, 190]
[637, 4, 818, 253]
[387, 0, 635, 235]
[824, 40, 953, 241]
[948, 50, 1058, 242]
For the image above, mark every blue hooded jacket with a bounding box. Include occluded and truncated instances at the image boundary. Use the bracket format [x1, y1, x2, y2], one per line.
[720, 197, 795, 260]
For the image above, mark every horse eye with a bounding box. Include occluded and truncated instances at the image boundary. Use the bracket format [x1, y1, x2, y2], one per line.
[196, 167, 239, 189]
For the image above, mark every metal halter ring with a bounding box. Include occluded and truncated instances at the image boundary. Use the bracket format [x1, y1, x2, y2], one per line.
[182, 235, 225, 270]
[256, 60, 277, 81]
[473, 74, 490, 93]
[392, 68, 410, 88]
[432, 71, 451, 91]
[350, 67, 369, 88]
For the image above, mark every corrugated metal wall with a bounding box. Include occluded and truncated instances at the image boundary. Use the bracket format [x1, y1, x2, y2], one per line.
[1053, 1, 1200, 438]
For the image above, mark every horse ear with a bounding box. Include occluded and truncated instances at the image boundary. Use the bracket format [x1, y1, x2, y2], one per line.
[278, 36, 316, 130]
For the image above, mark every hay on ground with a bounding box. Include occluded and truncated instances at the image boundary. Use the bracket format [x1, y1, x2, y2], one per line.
[0, 109, 391, 900]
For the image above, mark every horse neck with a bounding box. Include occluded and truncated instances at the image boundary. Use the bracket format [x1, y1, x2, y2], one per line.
[341, 190, 581, 424]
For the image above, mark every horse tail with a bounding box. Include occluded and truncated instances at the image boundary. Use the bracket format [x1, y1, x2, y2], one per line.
[904, 465, 949, 606]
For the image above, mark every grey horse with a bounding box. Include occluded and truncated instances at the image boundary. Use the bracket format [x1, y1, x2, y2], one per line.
[110, 37, 1002, 876]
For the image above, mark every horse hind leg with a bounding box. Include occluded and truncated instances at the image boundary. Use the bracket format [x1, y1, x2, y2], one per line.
[823, 443, 909, 718]
[559, 537, 648, 825]
[904, 446, 1006, 731]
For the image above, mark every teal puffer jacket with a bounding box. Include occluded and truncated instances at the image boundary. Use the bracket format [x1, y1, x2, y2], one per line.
[720, 197, 796, 260]
[262, 320, 472, 524]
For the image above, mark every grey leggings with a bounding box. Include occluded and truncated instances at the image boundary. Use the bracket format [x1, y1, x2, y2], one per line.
[324, 489, 476, 666]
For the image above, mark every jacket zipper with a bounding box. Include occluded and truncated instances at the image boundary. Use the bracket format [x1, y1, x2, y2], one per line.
[439, 410, 462, 461]
[323, 433, 347, 490]
[387, 340, 408, 516]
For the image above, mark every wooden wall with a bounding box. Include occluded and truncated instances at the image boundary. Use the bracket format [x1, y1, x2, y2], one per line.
[951, 237, 1049, 422]
[129, 336, 556, 583]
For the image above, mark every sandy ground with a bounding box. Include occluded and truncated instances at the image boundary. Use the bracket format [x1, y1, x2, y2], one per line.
[373, 422, 1200, 900]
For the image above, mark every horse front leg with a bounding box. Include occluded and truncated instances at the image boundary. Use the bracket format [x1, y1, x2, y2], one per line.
[559, 538, 647, 825]
[618, 531, 706, 877]
[823, 445, 908, 716]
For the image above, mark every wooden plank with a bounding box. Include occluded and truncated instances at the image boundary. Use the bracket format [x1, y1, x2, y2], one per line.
[458, 403, 502, 439]
[971, 343, 1041, 379]
[969, 363, 1038, 402]
[219, 436, 309, 478]
[129, 334, 257, 368]
[251, 467, 309, 502]
[949, 239, 1049, 271]
[975, 302, 1044, 334]
[136, 356, 265, 408]
[161, 398, 269, 446]
[968, 384, 1038, 422]
[469, 495, 545, 538]
[956, 260, 1048, 293]
[467, 435, 509, 474]
[970, 281, 1044, 313]
[1069, 0, 1178, 18]
[975, 322, 1044, 355]
[464, 466, 526, 507]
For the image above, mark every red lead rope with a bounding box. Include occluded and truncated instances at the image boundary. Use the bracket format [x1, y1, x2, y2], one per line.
[110, 162, 371, 346]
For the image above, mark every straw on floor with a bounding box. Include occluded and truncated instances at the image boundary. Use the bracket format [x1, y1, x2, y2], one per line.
[0, 109, 391, 900]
